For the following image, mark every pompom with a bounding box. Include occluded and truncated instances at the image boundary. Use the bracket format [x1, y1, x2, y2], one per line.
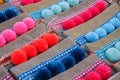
[80, 10, 93, 21]
[102, 23, 115, 34]
[23, 17, 35, 30]
[51, 5, 62, 14]
[85, 71, 101, 80]
[95, 1, 106, 12]
[67, 0, 79, 7]
[34, 0, 40, 3]
[11, 49, 27, 65]
[88, 6, 100, 16]
[0, 35, 6, 47]
[22, 44, 37, 59]
[47, 61, 65, 76]
[109, 18, 120, 28]
[34, 68, 52, 80]
[1, 29, 17, 42]
[96, 65, 111, 80]
[115, 42, 120, 51]
[21, 0, 34, 5]
[85, 32, 99, 42]
[117, 13, 120, 19]
[70, 48, 85, 63]
[0, 12, 8, 23]
[13, 22, 28, 35]
[105, 47, 120, 62]
[41, 9, 54, 18]
[61, 56, 76, 69]
[42, 33, 59, 47]
[0, 0, 3, 4]
[5, 9, 18, 19]
[78, 78, 85, 80]
[58, 2, 70, 11]
[32, 38, 48, 53]
[62, 19, 76, 30]
[72, 16, 84, 25]
[94, 28, 107, 38]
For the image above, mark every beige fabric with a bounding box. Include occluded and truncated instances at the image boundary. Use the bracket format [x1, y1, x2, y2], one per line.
[108, 72, 120, 80]
[0, 67, 7, 78]
[64, 3, 120, 39]
[21, 0, 58, 13]
[0, 2, 11, 10]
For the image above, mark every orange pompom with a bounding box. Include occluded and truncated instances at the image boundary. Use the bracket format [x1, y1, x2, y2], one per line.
[11, 50, 27, 65]
[32, 38, 48, 53]
[22, 44, 37, 59]
[42, 33, 59, 47]
[0, 0, 3, 4]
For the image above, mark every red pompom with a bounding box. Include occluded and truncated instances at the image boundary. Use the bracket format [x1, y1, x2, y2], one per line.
[95, 65, 111, 80]
[32, 38, 48, 53]
[21, 0, 34, 5]
[88, 6, 100, 16]
[95, 1, 106, 12]
[77, 78, 85, 80]
[72, 16, 84, 26]
[42, 33, 59, 47]
[34, 0, 40, 2]
[62, 19, 76, 30]
[85, 71, 101, 80]
[22, 44, 37, 59]
[11, 50, 27, 65]
[80, 10, 93, 21]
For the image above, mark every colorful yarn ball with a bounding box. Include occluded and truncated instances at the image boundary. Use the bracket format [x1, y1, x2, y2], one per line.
[5, 9, 18, 19]
[0, 35, 6, 47]
[88, 6, 100, 16]
[21, 0, 34, 5]
[62, 19, 76, 30]
[11, 50, 27, 65]
[115, 42, 120, 51]
[1, 29, 17, 42]
[58, 2, 70, 11]
[95, 1, 106, 12]
[41, 9, 54, 18]
[32, 38, 48, 53]
[67, 0, 79, 7]
[105, 47, 120, 62]
[23, 17, 35, 30]
[73, 16, 84, 25]
[85, 32, 99, 42]
[96, 65, 111, 80]
[51, 5, 62, 14]
[109, 18, 120, 28]
[85, 71, 101, 80]
[13, 22, 28, 35]
[0, 12, 8, 23]
[42, 33, 59, 47]
[22, 44, 37, 59]
[94, 28, 107, 38]
[102, 23, 115, 34]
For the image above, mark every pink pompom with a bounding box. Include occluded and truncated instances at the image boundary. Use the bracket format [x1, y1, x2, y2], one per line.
[21, 0, 34, 5]
[95, 1, 106, 12]
[34, 0, 40, 3]
[77, 78, 85, 80]
[80, 10, 93, 21]
[23, 17, 35, 30]
[13, 22, 28, 35]
[72, 16, 84, 26]
[1, 29, 17, 42]
[88, 6, 100, 16]
[0, 35, 6, 47]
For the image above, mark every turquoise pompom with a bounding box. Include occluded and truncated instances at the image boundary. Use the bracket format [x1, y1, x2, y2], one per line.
[51, 5, 62, 14]
[94, 28, 107, 38]
[67, 0, 79, 7]
[85, 32, 99, 42]
[115, 42, 120, 51]
[41, 9, 54, 18]
[105, 47, 120, 62]
[117, 13, 120, 19]
[109, 18, 120, 28]
[58, 2, 70, 11]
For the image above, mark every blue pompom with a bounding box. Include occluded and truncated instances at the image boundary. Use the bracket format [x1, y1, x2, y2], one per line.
[0, 12, 8, 23]
[102, 23, 115, 34]
[58, 2, 70, 11]
[51, 5, 62, 14]
[105, 47, 120, 62]
[41, 9, 54, 18]
[33, 68, 52, 80]
[61, 56, 76, 69]
[5, 9, 18, 19]
[94, 28, 107, 38]
[47, 61, 65, 76]
[115, 42, 120, 51]
[67, 0, 79, 7]
[109, 18, 120, 28]
[70, 48, 85, 63]
[85, 32, 99, 42]
[117, 12, 120, 19]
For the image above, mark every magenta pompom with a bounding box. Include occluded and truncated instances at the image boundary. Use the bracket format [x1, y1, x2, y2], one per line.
[88, 6, 100, 16]
[0, 35, 6, 47]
